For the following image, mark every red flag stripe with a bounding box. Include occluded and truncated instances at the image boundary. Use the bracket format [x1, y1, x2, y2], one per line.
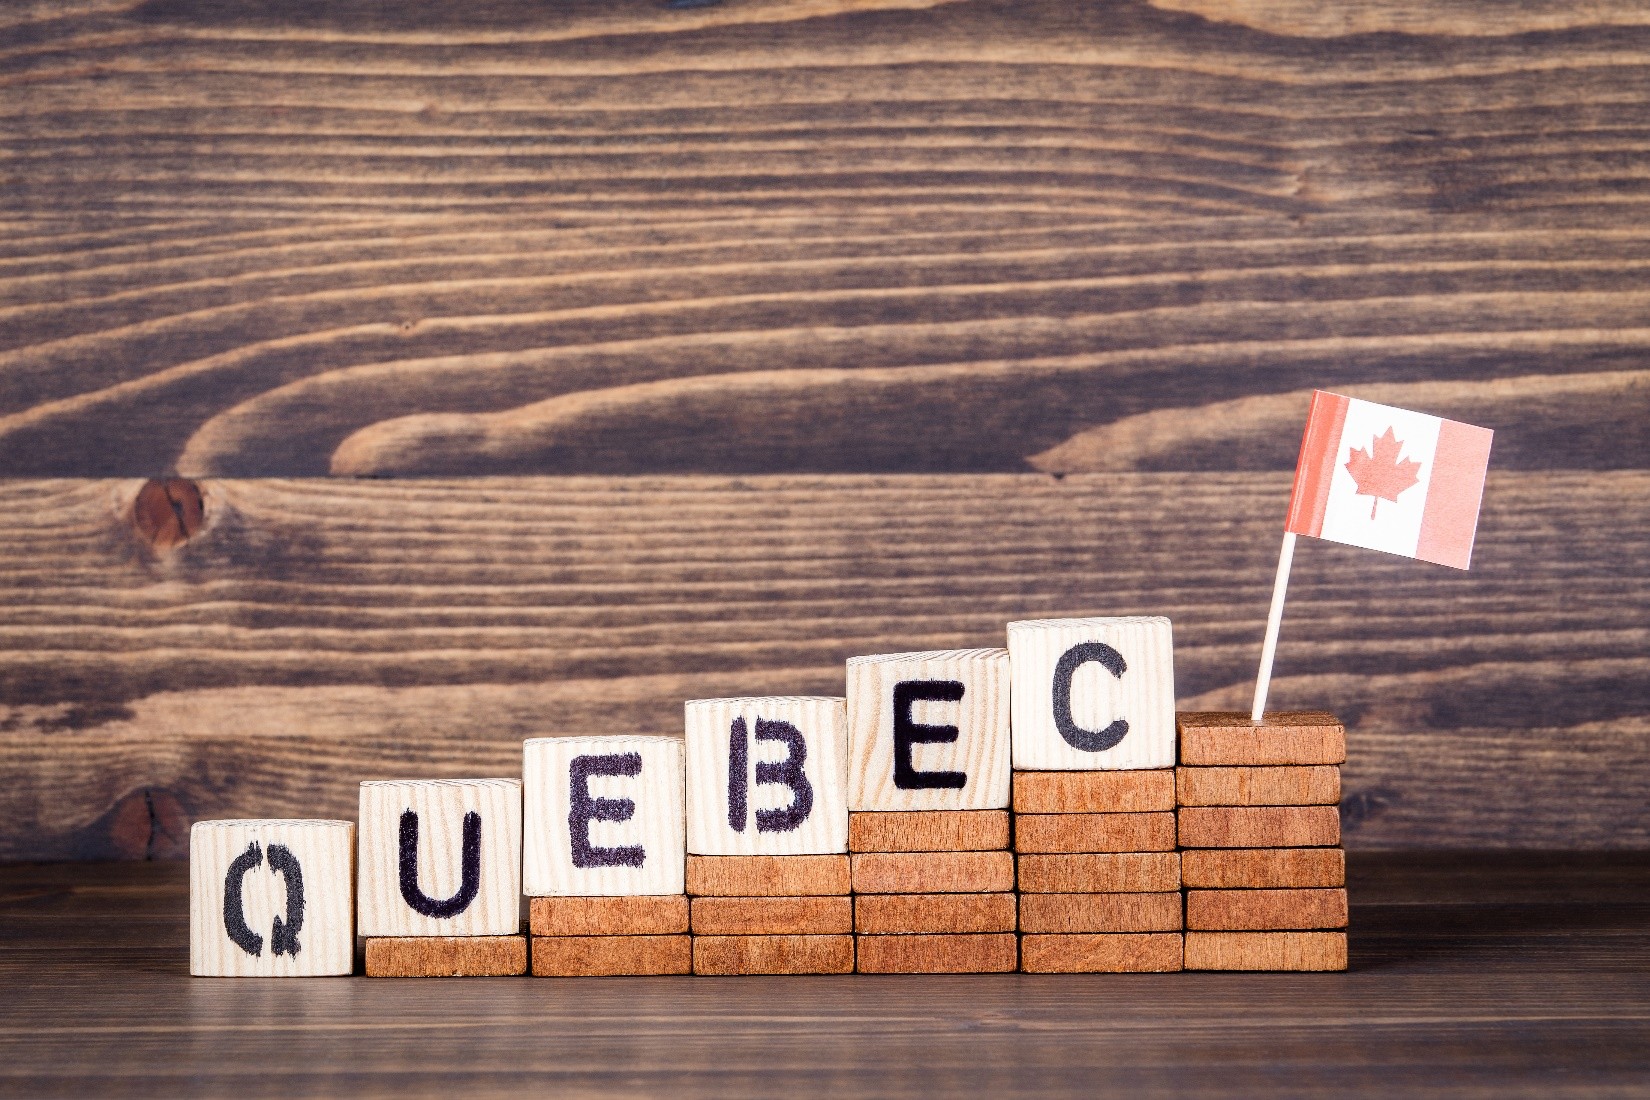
[1416, 417, 1494, 569]
[1285, 390, 1350, 537]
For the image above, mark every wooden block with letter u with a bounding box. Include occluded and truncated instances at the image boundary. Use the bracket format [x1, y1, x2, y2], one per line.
[357, 779, 526, 976]
[523, 736, 691, 976]
[189, 820, 355, 977]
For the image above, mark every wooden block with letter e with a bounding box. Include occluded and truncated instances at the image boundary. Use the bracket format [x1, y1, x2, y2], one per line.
[189, 820, 354, 977]
[846, 649, 1010, 812]
[686, 697, 848, 857]
[1007, 617, 1176, 772]
[523, 736, 684, 897]
[1176, 712, 1347, 766]
[357, 780, 521, 939]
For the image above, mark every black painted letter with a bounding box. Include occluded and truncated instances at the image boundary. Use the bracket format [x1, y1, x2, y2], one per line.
[893, 680, 968, 790]
[569, 753, 645, 868]
[222, 840, 265, 957]
[728, 717, 749, 832]
[399, 809, 482, 919]
[753, 718, 813, 832]
[265, 843, 305, 956]
[1052, 641, 1130, 752]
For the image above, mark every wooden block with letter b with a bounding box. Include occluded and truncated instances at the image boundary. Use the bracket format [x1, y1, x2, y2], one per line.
[846, 649, 1010, 812]
[189, 819, 354, 977]
[523, 736, 685, 897]
[685, 696, 848, 856]
[357, 779, 521, 939]
[1007, 617, 1176, 771]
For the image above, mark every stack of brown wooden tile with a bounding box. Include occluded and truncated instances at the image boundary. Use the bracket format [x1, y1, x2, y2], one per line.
[1013, 771, 1183, 972]
[1176, 712, 1348, 971]
[530, 894, 691, 976]
[849, 810, 1018, 973]
[688, 855, 855, 974]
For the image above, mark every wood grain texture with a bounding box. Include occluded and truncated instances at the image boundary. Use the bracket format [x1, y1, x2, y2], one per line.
[1183, 930, 1348, 972]
[1011, 770, 1176, 814]
[1176, 765, 1341, 807]
[1020, 932, 1184, 973]
[688, 895, 852, 935]
[1177, 712, 1348, 766]
[1178, 806, 1342, 849]
[364, 934, 527, 977]
[1018, 892, 1184, 934]
[1007, 616, 1176, 771]
[685, 854, 850, 897]
[853, 892, 1017, 934]
[528, 894, 689, 937]
[684, 696, 848, 856]
[846, 648, 1011, 812]
[1180, 848, 1347, 889]
[357, 778, 521, 937]
[9, 855, 1650, 1095]
[6, 1, 1650, 483]
[849, 850, 1015, 894]
[1017, 852, 1182, 894]
[854, 932, 1017, 974]
[188, 819, 354, 977]
[1186, 888, 1348, 931]
[848, 810, 1009, 852]
[691, 933, 855, 976]
[523, 736, 685, 897]
[1012, 812, 1177, 853]
[0, 470, 1646, 862]
[529, 934, 692, 977]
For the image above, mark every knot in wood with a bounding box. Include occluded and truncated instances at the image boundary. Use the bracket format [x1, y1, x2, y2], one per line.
[133, 478, 204, 550]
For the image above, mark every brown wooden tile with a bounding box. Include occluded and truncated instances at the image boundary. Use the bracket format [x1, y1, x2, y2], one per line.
[1187, 888, 1348, 930]
[1184, 931, 1348, 971]
[1011, 770, 1175, 814]
[1020, 933, 1184, 973]
[692, 934, 854, 975]
[529, 894, 689, 937]
[1017, 852, 1181, 893]
[856, 933, 1018, 973]
[689, 895, 852, 935]
[850, 850, 1015, 894]
[365, 934, 528, 977]
[848, 810, 1009, 853]
[1012, 812, 1176, 853]
[1177, 806, 1341, 848]
[854, 893, 1017, 934]
[686, 854, 850, 897]
[1176, 765, 1341, 807]
[1018, 892, 1183, 934]
[1176, 712, 1346, 766]
[1181, 848, 1347, 889]
[530, 934, 692, 977]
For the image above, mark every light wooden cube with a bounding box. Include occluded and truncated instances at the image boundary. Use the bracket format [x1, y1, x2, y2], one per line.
[523, 736, 684, 897]
[358, 779, 522, 938]
[685, 696, 848, 856]
[846, 649, 1011, 811]
[1007, 617, 1176, 771]
[190, 819, 354, 977]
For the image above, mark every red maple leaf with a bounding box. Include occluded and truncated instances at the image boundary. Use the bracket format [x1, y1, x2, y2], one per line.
[1344, 426, 1422, 519]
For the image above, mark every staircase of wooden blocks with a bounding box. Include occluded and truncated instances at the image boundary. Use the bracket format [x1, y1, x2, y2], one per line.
[187, 618, 1354, 978]
[1176, 713, 1349, 971]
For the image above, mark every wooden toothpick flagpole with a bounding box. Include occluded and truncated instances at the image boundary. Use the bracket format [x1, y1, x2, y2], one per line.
[1251, 530, 1297, 722]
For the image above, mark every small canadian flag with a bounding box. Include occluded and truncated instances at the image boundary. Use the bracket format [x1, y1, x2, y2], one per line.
[1285, 390, 1494, 570]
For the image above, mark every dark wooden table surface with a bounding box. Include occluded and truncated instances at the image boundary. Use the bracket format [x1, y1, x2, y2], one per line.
[2, 853, 1647, 1098]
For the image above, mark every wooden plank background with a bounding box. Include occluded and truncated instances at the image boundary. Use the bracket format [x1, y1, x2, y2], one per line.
[1, 0, 1647, 858]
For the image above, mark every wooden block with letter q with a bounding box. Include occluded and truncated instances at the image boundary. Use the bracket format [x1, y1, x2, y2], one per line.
[1007, 617, 1176, 772]
[846, 649, 1010, 812]
[1177, 712, 1346, 766]
[357, 779, 521, 938]
[685, 696, 848, 856]
[189, 819, 354, 977]
[523, 736, 684, 897]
